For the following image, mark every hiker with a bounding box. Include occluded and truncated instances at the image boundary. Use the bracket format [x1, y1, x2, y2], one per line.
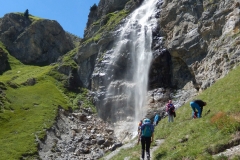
[138, 120, 143, 135]
[190, 99, 207, 118]
[138, 118, 154, 160]
[166, 100, 176, 122]
[153, 113, 160, 126]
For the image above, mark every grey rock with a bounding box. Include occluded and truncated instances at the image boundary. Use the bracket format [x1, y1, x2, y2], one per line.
[0, 13, 74, 65]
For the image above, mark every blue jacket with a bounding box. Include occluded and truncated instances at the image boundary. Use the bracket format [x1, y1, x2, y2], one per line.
[154, 114, 159, 123]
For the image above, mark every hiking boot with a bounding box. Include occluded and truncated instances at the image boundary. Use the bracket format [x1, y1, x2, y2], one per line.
[147, 155, 150, 160]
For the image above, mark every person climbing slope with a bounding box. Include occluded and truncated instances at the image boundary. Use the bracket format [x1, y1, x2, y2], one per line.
[153, 113, 160, 126]
[138, 118, 154, 160]
[190, 99, 207, 118]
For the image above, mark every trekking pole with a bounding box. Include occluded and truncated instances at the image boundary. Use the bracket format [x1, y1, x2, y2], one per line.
[203, 109, 210, 117]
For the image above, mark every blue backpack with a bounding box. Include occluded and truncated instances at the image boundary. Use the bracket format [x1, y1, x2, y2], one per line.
[142, 119, 153, 137]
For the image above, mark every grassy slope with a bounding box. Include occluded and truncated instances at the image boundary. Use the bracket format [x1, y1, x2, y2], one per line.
[0, 53, 70, 159]
[0, 36, 87, 160]
[0, 11, 99, 160]
[107, 66, 240, 160]
[0, 83, 67, 160]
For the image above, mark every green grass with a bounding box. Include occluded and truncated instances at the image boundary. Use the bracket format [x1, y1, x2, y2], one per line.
[106, 66, 240, 159]
[0, 48, 95, 159]
[58, 47, 79, 69]
[0, 82, 67, 160]
[74, 88, 96, 112]
[16, 12, 43, 22]
[0, 56, 69, 159]
[83, 9, 129, 44]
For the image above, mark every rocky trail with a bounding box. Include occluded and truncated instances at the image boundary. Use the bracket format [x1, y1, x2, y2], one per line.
[149, 139, 165, 160]
[103, 139, 165, 160]
[214, 144, 240, 158]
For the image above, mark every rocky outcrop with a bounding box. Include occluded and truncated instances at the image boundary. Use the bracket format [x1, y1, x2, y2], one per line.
[84, 0, 144, 39]
[74, 41, 100, 88]
[0, 13, 74, 65]
[97, 0, 130, 17]
[0, 47, 9, 74]
[0, 82, 7, 110]
[38, 108, 121, 160]
[84, 0, 130, 39]
[159, 0, 240, 92]
[143, 0, 240, 112]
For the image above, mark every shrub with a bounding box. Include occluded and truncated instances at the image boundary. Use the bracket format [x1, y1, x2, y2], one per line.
[210, 111, 240, 134]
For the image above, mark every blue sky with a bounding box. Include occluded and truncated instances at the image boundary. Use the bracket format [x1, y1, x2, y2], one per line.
[0, 0, 100, 38]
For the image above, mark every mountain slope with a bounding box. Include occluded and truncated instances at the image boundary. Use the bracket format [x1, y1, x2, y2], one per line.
[106, 65, 240, 159]
[0, 52, 68, 159]
[0, 43, 96, 159]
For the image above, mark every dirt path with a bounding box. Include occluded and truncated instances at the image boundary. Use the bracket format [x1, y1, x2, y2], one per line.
[103, 139, 165, 160]
[103, 142, 135, 160]
[150, 139, 165, 160]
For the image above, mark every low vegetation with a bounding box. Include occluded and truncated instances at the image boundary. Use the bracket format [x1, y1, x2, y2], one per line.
[83, 9, 129, 44]
[0, 46, 95, 159]
[16, 12, 43, 22]
[105, 65, 240, 159]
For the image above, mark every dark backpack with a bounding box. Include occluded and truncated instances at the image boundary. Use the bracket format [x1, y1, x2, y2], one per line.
[168, 104, 175, 115]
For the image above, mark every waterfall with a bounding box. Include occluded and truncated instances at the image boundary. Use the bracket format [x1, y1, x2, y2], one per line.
[131, 0, 158, 122]
[98, 0, 159, 140]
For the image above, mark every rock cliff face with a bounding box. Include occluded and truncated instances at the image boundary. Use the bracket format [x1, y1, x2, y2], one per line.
[160, 0, 240, 92]
[84, 0, 143, 39]
[78, 0, 240, 121]
[0, 0, 238, 126]
[1, 0, 240, 123]
[1, 1, 239, 117]
[0, 13, 74, 65]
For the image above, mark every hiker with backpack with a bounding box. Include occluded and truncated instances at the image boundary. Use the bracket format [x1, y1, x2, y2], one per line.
[190, 99, 207, 118]
[138, 118, 154, 160]
[166, 100, 175, 122]
[138, 119, 143, 135]
[153, 112, 160, 126]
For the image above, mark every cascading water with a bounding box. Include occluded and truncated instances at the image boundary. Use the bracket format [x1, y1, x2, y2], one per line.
[131, 0, 158, 123]
[97, 0, 159, 140]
